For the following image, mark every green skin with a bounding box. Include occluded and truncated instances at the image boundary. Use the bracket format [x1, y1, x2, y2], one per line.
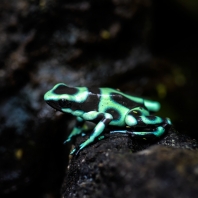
[44, 83, 171, 155]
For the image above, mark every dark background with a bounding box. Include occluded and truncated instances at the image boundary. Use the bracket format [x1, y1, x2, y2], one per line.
[0, 0, 198, 197]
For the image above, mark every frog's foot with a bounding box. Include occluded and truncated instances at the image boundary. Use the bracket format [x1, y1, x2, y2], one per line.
[129, 126, 166, 137]
[71, 132, 104, 155]
[70, 147, 77, 155]
[63, 131, 86, 144]
[63, 127, 83, 144]
[111, 125, 167, 138]
[70, 146, 87, 155]
[70, 135, 106, 155]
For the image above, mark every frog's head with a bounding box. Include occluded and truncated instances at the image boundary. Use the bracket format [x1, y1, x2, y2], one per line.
[44, 83, 78, 111]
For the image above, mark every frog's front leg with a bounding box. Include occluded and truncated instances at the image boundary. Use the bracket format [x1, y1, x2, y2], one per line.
[70, 111, 113, 155]
[64, 117, 85, 144]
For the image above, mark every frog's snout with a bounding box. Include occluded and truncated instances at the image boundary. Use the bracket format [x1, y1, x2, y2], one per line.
[44, 92, 49, 101]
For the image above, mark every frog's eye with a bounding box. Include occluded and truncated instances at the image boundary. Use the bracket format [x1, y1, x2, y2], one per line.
[58, 99, 72, 108]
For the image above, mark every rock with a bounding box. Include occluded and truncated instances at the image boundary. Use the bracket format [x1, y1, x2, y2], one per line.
[62, 127, 198, 197]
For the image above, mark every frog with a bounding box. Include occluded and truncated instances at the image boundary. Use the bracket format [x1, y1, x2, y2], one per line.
[44, 83, 171, 155]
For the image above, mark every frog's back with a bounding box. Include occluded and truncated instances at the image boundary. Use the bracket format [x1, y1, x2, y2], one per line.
[66, 86, 160, 113]
[99, 87, 160, 112]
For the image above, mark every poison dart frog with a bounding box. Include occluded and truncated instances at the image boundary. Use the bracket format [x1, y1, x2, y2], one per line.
[44, 83, 171, 155]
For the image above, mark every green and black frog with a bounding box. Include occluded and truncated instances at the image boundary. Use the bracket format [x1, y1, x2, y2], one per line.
[44, 83, 171, 155]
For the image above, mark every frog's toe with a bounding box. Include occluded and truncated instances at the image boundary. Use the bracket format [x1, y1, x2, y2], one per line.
[79, 142, 87, 151]
[63, 138, 71, 144]
[71, 142, 89, 155]
[161, 118, 172, 129]
[70, 147, 77, 155]
[165, 117, 172, 125]
[70, 145, 82, 155]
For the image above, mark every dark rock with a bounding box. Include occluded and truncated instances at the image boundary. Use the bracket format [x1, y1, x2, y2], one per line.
[62, 128, 198, 197]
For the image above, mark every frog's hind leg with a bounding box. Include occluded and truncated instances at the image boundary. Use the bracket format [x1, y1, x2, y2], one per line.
[125, 107, 171, 127]
[124, 107, 171, 137]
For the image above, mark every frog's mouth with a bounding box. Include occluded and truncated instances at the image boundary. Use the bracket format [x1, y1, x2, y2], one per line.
[46, 100, 61, 111]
